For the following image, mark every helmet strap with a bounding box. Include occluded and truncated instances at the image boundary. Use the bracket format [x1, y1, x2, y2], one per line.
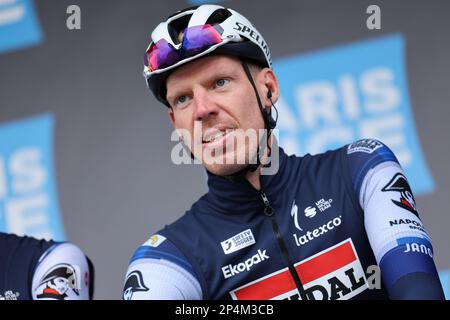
[220, 60, 275, 182]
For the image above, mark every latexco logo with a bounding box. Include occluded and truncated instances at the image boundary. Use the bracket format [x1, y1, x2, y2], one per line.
[293, 216, 342, 247]
[222, 249, 269, 279]
[221, 229, 255, 255]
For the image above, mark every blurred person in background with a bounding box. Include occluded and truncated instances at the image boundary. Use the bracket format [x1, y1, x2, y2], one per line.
[0, 232, 94, 300]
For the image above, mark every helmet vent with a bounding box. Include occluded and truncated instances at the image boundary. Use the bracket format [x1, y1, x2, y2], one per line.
[168, 14, 191, 45]
[167, 5, 199, 19]
[205, 8, 231, 25]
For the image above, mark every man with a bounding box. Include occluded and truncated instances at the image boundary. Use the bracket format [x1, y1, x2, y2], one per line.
[0, 232, 94, 300]
[123, 4, 444, 300]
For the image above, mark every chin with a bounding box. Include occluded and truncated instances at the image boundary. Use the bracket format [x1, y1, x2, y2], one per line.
[204, 163, 248, 176]
[200, 146, 258, 176]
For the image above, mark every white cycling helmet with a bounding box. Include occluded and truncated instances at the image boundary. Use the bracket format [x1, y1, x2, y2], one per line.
[143, 4, 272, 106]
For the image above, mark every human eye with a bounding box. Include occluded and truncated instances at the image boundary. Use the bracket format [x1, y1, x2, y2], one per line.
[214, 78, 230, 88]
[173, 94, 190, 109]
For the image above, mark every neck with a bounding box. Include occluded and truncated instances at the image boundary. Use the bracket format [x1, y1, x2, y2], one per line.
[245, 167, 261, 190]
[206, 135, 275, 190]
[243, 133, 274, 190]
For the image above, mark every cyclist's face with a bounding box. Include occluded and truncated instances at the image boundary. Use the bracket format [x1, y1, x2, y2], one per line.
[166, 55, 278, 176]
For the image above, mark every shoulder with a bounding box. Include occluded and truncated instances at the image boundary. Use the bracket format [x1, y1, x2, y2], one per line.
[341, 139, 401, 192]
[128, 233, 195, 277]
[297, 139, 401, 195]
[306, 138, 398, 166]
[0, 233, 57, 300]
[0, 233, 56, 272]
[32, 242, 93, 300]
[124, 233, 202, 300]
[344, 138, 399, 166]
[36, 242, 90, 268]
[0, 232, 55, 255]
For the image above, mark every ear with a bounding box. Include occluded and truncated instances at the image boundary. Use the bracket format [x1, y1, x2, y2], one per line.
[168, 108, 176, 127]
[259, 68, 280, 107]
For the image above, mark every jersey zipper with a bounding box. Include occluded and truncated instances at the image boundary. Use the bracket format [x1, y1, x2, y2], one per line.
[259, 190, 307, 300]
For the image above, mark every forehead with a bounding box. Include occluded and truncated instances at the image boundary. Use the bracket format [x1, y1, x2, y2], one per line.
[166, 54, 242, 90]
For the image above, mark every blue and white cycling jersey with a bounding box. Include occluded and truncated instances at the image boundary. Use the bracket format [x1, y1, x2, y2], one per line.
[124, 139, 444, 300]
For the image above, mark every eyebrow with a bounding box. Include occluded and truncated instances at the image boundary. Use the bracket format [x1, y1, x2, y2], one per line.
[166, 86, 188, 104]
[167, 67, 239, 101]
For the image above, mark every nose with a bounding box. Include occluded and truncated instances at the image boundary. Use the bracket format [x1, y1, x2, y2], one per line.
[193, 87, 218, 122]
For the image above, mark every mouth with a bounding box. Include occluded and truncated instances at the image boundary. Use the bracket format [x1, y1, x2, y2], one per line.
[202, 128, 236, 148]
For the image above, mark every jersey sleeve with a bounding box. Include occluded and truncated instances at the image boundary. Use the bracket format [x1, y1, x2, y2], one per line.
[31, 242, 94, 300]
[122, 234, 202, 300]
[344, 139, 445, 299]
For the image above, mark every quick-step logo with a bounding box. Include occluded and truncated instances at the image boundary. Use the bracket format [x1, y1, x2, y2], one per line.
[229, 238, 368, 300]
[221, 229, 255, 255]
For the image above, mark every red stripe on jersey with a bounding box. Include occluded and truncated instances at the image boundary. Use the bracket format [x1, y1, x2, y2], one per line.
[297, 240, 356, 283]
[233, 240, 356, 300]
[234, 266, 296, 300]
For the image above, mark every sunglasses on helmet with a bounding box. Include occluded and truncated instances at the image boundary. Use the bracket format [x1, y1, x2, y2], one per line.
[144, 24, 225, 74]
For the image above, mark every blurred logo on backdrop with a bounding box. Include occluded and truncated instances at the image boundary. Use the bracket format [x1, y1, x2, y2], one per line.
[439, 270, 450, 300]
[187, 0, 226, 5]
[274, 33, 434, 195]
[0, 0, 43, 54]
[0, 113, 65, 241]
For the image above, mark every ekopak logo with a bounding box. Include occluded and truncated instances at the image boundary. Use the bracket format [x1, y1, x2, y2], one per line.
[274, 34, 434, 196]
